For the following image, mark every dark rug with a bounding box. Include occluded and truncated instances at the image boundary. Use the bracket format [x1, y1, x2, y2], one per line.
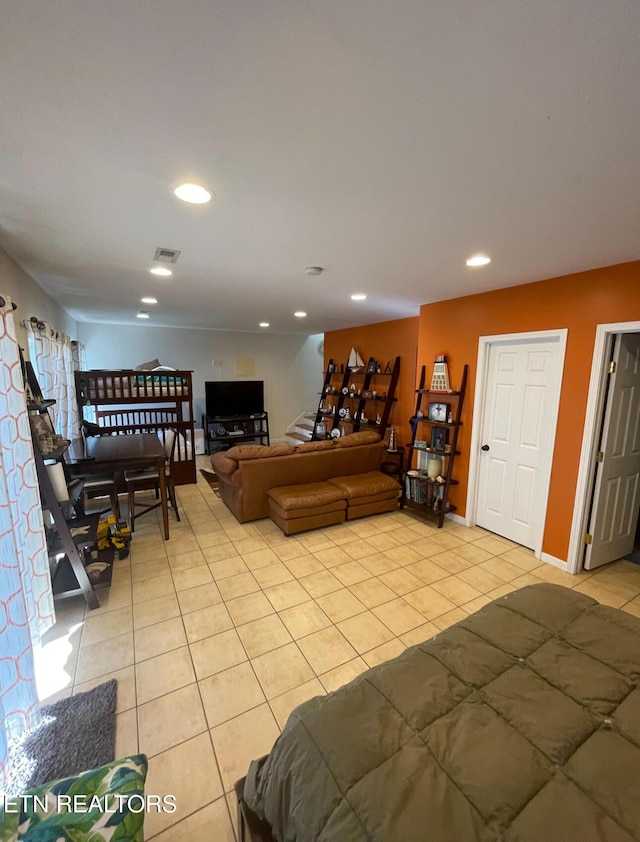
[200, 468, 221, 497]
[5, 679, 117, 796]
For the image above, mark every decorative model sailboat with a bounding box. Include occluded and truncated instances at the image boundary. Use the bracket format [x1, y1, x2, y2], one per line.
[348, 347, 365, 372]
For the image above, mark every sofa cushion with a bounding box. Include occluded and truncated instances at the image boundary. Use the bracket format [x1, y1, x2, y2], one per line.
[269, 498, 347, 521]
[268, 482, 346, 512]
[210, 452, 237, 476]
[226, 444, 296, 460]
[328, 471, 402, 498]
[335, 431, 382, 448]
[295, 440, 336, 453]
[0, 754, 148, 841]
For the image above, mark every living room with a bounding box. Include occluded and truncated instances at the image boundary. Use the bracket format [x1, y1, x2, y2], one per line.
[2, 2, 640, 840]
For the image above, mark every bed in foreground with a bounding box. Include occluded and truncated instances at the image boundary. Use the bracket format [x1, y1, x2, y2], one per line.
[238, 583, 640, 841]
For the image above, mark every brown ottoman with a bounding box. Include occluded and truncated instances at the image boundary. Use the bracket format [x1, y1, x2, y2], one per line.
[267, 482, 347, 535]
[328, 471, 401, 520]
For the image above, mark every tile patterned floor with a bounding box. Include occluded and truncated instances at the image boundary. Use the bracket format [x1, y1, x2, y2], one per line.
[35, 457, 640, 839]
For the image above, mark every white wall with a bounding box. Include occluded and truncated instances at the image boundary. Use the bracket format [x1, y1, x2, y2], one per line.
[78, 323, 324, 442]
[0, 247, 78, 350]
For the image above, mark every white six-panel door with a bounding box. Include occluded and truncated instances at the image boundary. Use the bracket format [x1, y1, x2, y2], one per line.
[585, 333, 640, 569]
[475, 338, 563, 549]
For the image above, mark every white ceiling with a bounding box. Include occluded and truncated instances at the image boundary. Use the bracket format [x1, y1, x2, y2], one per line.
[1, 0, 639, 335]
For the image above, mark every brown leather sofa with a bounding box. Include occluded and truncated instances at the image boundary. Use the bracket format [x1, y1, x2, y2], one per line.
[210, 431, 396, 524]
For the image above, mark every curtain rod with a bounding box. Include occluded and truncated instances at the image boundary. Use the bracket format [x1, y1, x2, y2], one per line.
[28, 315, 77, 344]
[29, 315, 47, 330]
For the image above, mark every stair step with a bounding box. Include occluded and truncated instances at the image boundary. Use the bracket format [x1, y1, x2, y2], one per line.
[287, 431, 311, 442]
[297, 422, 315, 432]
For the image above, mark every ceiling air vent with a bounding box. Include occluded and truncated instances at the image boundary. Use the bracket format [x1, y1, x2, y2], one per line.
[153, 247, 181, 264]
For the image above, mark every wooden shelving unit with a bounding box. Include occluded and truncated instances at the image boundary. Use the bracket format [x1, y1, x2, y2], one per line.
[312, 356, 401, 440]
[402, 363, 468, 528]
[24, 362, 104, 608]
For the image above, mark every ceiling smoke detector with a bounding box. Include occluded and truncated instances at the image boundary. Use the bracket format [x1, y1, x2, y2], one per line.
[154, 247, 181, 264]
[305, 266, 323, 276]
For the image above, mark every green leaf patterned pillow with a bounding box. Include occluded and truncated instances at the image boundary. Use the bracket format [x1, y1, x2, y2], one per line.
[0, 754, 148, 841]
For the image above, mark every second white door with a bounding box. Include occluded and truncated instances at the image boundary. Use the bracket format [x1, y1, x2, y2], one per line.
[585, 333, 640, 569]
[476, 337, 564, 549]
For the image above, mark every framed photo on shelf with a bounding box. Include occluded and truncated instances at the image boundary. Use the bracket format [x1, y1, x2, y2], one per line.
[430, 426, 448, 452]
[366, 357, 378, 374]
[29, 412, 57, 454]
[362, 389, 373, 399]
[430, 354, 450, 392]
[29, 412, 54, 439]
[428, 401, 449, 423]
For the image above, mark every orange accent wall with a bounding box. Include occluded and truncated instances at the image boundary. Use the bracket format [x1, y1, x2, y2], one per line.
[418, 260, 640, 561]
[324, 317, 419, 447]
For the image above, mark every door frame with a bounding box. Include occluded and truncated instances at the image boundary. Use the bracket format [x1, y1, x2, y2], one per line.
[566, 320, 640, 573]
[465, 328, 568, 558]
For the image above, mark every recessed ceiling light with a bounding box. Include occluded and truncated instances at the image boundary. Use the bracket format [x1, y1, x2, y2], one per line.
[294, 311, 307, 318]
[351, 293, 367, 301]
[174, 183, 212, 204]
[150, 266, 172, 277]
[141, 296, 158, 305]
[259, 322, 270, 328]
[305, 266, 323, 276]
[466, 254, 491, 267]
[136, 311, 150, 319]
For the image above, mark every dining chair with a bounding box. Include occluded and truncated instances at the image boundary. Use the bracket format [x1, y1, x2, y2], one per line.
[77, 425, 121, 521]
[81, 475, 121, 521]
[124, 429, 181, 532]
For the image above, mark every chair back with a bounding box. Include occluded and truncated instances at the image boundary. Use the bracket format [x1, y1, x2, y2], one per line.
[164, 429, 177, 461]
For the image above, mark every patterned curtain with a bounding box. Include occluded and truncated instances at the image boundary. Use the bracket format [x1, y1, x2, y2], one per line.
[0, 296, 55, 789]
[24, 319, 84, 441]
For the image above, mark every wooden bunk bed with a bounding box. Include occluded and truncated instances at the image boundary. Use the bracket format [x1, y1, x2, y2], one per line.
[74, 369, 197, 485]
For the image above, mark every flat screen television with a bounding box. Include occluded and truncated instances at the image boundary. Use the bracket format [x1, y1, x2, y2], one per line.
[205, 380, 264, 418]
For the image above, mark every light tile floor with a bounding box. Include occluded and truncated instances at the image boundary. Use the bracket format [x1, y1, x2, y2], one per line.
[35, 457, 640, 839]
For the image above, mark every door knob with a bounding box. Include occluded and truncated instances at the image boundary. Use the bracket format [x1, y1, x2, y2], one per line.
[481, 444, 490, 451]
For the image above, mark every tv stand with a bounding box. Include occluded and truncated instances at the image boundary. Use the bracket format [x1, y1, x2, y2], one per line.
[203, 412, 270, 454]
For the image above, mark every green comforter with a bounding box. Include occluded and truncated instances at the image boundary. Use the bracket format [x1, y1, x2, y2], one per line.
[245, 584, 640, 841]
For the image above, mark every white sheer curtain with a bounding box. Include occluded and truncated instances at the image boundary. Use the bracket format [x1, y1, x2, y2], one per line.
[24, 318, 85, 441]
[0, 296, 55, 790]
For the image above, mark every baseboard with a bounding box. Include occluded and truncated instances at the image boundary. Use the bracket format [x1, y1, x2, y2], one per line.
[540, 551, 571, 571]
[445, 512, 466, 526]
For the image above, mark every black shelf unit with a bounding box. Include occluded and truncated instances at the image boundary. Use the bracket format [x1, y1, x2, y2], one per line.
[203, 412, 270, 454]
[312, 356, 401, 440]
[23, 353, 107, 608]
[402, 363, 468, 528]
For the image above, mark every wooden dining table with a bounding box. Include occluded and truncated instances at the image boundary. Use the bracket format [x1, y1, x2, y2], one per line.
[67, 433, 170, 540]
